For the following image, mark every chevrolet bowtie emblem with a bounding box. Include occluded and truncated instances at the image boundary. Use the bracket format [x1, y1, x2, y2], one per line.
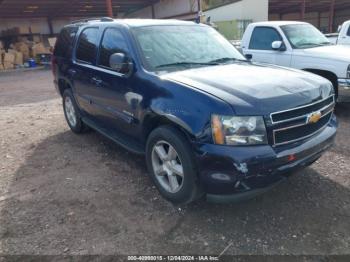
[307, 111, 322, 124]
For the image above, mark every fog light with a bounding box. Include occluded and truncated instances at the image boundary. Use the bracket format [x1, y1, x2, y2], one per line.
[211, 173, 231, 181]
[288, 154, 296, 162]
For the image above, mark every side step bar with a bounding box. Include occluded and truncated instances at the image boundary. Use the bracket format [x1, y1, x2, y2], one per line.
[82, 117, 145, 155]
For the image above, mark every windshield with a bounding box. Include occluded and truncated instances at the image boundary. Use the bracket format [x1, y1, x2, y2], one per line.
[132, 25, 245, 72]
[281, 24, 331, 49]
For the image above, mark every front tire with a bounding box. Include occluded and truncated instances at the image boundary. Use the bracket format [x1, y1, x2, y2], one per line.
[146, 126, 203, 204]
[62, 89, 87, 134]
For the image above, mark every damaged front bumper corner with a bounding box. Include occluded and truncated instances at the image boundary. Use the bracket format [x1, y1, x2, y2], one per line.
[193, 116, 337, 203]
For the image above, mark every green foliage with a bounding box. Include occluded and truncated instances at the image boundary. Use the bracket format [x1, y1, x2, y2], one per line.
[202, 0, 237, 10]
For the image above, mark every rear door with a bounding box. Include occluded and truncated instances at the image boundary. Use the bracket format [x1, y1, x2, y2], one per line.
[72, 27, 101, 117]
[244, 26, 292, 67]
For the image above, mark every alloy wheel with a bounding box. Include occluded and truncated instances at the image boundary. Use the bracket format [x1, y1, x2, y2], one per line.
[64, 96, 77, 127]
[151, 141, 184, 193]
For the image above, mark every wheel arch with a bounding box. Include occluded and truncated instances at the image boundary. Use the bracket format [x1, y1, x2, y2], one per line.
[57, 78, 73, 97]
[142, 113, 195, 145]
[303, 68, 338, 95]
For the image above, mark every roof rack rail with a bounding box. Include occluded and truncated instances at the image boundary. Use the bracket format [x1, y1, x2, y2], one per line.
[71, 17, 114, 24]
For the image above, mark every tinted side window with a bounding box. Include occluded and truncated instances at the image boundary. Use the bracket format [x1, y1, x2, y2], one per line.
[99, 28, 130, 68]
[347, 26, 350, 36]
[54, 27, 78, 58]
[76, 27, 99, 64]
[249, 27, 281, 50]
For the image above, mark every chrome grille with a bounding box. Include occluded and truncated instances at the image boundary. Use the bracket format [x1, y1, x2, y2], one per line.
[270, 95, 335, 146]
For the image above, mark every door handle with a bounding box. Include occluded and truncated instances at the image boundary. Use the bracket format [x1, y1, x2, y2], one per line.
[91, 77, 103, 86]
[245, 54, 253, 60]
[68, 69, 77, 76]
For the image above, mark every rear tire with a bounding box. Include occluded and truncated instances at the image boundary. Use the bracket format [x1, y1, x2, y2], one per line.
[146, 126, 203, 204]
[62, 89, 87, 134]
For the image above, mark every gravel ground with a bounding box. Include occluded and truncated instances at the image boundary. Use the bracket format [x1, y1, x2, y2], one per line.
[0, 70, 349, 256]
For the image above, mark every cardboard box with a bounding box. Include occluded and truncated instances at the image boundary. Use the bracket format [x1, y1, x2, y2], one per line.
[15, 52, 23, 65]
[33, 35, 41, 43]
[14, 42, 30, 61]
[48, 37, 57, 48]
[32, 42, 50, 57]
[18, 25, 30, 34]
[4, 52, 15, 63]
[18, 36, 29, 42]
[15, 42, 29, 51]
[7, 49, 16, 55]
[30, 25, 40, 34]
[1, 50, 4, 63]
[7, 50, 23, 65]
[3, 61, 14, 70]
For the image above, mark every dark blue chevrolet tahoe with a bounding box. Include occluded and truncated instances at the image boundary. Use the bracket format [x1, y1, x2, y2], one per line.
[52, 18, 337, 204]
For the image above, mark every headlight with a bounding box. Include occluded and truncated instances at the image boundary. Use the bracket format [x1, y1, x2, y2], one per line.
[211, 115, 268, 145]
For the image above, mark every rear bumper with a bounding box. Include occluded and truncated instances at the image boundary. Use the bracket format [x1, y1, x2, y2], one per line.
[338, 78, 350, 102]
[193, 115, 337, 203]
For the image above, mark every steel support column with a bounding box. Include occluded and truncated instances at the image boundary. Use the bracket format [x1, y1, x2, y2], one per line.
[198, 0, 202, 12]
[47, 17, 54, 36]
[197, 0, 203, 23]
[300, 0, 306, 20]
[329, 0, 336, 33]
[151, 4, 155, 18]
[106, 0, 113, 17]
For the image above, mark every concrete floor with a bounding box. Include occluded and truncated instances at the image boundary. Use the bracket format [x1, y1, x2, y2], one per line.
[0, 70, 349, 257]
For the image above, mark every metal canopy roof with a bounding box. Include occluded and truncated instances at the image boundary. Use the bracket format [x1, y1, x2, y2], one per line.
[269, 0, 350, 14]
[0, 0, 159, 18]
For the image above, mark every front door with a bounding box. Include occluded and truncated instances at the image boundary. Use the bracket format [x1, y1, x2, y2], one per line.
[243, 26, 292, 67]
[90, 27, 139, 137]
[342, 26, 350, 44]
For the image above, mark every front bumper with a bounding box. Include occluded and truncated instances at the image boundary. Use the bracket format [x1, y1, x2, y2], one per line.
[338, 78, 350, 102]
[193, 115, 337, 203]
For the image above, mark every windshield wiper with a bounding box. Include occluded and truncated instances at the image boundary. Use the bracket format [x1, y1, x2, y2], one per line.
[298, 42, 325, 47]
[155, 61, 218, 69]
[208, 57, 248, 64]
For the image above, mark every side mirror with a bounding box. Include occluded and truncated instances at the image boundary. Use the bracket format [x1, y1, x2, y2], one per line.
[272, 41, 286, 51]
[109, 53, 133, 75]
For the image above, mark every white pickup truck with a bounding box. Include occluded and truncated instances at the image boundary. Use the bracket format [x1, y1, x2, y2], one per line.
[241, 21, 350, 102]
[326, 20, 350, 45]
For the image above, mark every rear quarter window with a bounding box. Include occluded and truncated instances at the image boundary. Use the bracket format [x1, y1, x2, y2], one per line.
[54, 27, 78, 58]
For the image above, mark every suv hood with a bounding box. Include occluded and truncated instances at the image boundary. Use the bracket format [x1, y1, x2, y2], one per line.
[300, 44, 350, 61]
[164, 63, 333, 115]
